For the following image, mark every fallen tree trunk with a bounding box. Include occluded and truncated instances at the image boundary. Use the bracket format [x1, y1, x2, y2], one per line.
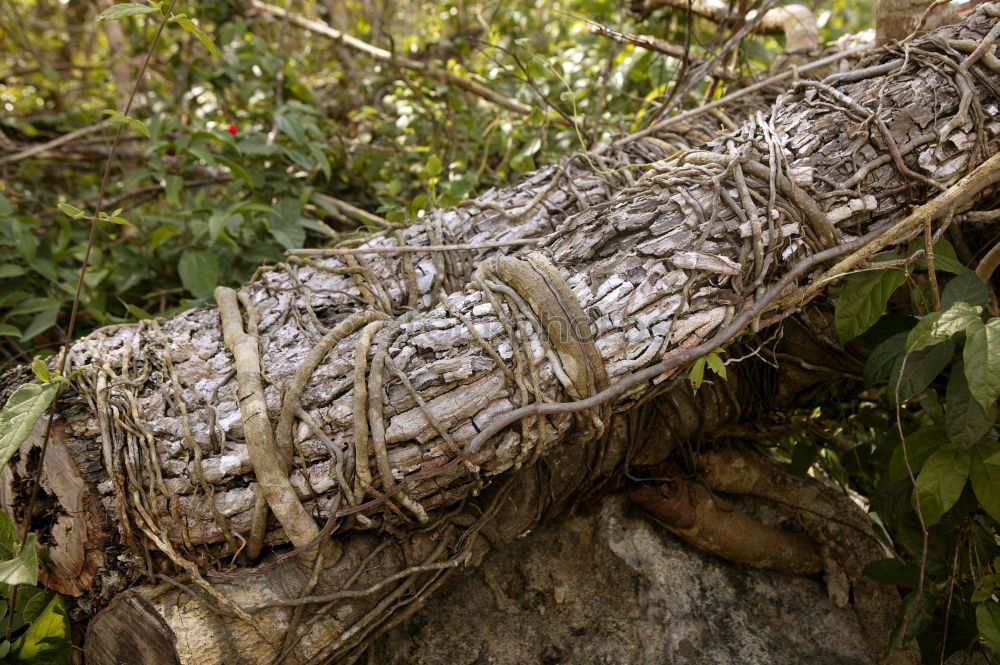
[3, 6, 999, 664]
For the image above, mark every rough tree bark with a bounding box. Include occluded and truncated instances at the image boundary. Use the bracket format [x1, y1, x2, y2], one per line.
[2, 6, 999, 664]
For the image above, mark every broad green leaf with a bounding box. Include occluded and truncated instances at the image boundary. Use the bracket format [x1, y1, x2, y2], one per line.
[788, 441, 818, 475]
[20, 591, 48, 624]
[977, 602, 1000, 656]
[96, 2, 157, 22]
[705, 352, 726, 379]
[187, 145, 217, 166]
[908, 238, 969, 275]
[150, 224, 180, 249]
[211, 154, 252, 186]
[128, 117, 151, 138]
[946, 365, 995, 449]
[0, 193, 13, 216]
[689, 356, 706, 391]
[56, 203, 85, 219]
[20, 306, 59, 342]
[267, 198, 306, 249]
[0, 325, 19, 338]
[964, 318, 1000, 411]
[0, 513, 16, 559]
[889, 425, 945, 482]
[425, 154, 442, 177]
[0, 383, 58, 472]
[121, 302, 153, 321]
[104, 215, 135, 228]
[164, 175, 183, 207]
[510, 152, 535, 173]
[941, 273, 989, 310]
[865, 331, 907, 385]
[887, 591, 935, 651]
[889, 340, 954, 404]
[207, 212, 231, 242]
[30, 357, 51, 384]
[177, 250, 218, 299]
[973, 574, 1000, 603]
[9, 592, 69, 665]
[0, 534, 38, 586]
[970, 443, 1000, 523]
[863, 558, 919, 588]
[835, 267, 907, 344]
[906, 302, 982, 353]
[914, 444, 970, 526]
[172, 16, 219, 57]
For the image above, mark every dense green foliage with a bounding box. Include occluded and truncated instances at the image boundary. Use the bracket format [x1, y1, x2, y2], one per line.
[2, 1, 999, 664]
[823, 246, 1000, 662]
[0, 0, 865, 364]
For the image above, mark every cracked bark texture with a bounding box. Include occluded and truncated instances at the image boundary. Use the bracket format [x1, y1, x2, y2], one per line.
[2, 6, 999, 664]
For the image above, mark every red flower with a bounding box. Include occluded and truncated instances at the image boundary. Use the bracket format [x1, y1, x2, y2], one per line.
[227, 124, 238, 136]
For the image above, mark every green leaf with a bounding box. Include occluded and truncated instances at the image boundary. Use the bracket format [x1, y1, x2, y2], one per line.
[172, 16, 219, 58]
[150, 224, 180, 249]
[0, 382, 58, 472]
[941, 273, 989, 310]
[910, 237, 970, 275]
[102, 109, 129, 124]
[20, 306, 59, 342]
[210, 154, 252, 187]
[863, 558, 919, 588]
[96, 3, 157, 22]
[121, 301, 154, 321]
[510, 152, 535, 173]
[889, 340, 954, 404]
[946, 364, 995, 449]
[865, 331, 907, 384]
[977, 602, 1000, 656]
[0, 193, 13, 216]
[0, 534, 38, 586]
[973, 575, 1000, 603]
[836, 267, 908, 345]
[30, 357, 51, 384]
[889, 425, 945, 482]
[9, 592, 69, 665]
[914, 444, 970, 526]
[906, 302, 982, 353]
[887, 591, 935, 651]
[20, 591, 48, 624]
[688, 356, 706, 391]
[128, 117, 151, 139]
[0, 325, 20, 338]
[267, 198, 306, 249]
[0, 513, 17, 560]
[177, 250, 219, 299]
[56, 203, 86, 219]
[164, 175, 183, 207]
[425, 154, 442, 177]
[964, 318, 1000, 411]
[970, 443, 1000, 523]
[705, 351, 727, 380]
[788, 441, 818, 475]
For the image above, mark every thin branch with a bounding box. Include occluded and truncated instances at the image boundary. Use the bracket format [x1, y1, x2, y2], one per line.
[250, 0, 545, 118]
[582, 18, 732, 79]
[0, 123, 107, 166]
[313, 193, 390, 229]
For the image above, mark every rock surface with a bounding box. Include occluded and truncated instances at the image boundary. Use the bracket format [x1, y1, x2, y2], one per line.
[376, 495, 875, 665]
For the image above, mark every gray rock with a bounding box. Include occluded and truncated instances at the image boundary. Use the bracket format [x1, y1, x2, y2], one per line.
[377, 495, 875, 665]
